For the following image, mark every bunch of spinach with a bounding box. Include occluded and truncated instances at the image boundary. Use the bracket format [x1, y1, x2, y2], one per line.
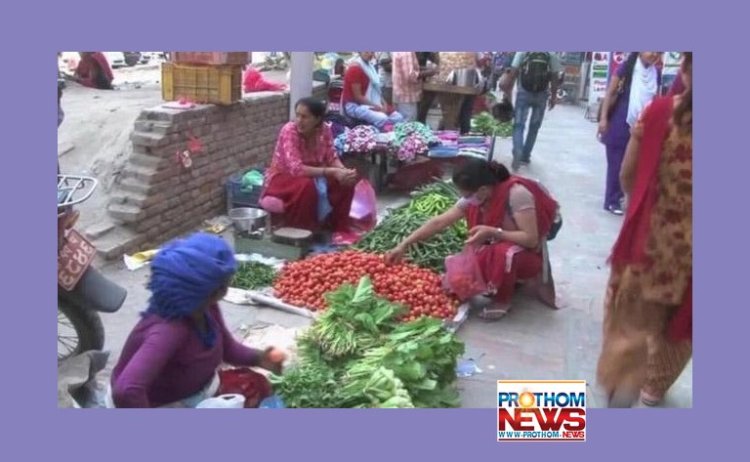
[271, 277, 465, 408]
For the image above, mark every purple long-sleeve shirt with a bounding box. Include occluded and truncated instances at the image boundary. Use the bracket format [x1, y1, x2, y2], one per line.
[668, 73, 685, 96]
[111, 304, 261, 408]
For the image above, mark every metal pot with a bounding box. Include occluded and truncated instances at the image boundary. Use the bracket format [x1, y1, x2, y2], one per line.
[229, 207, 268, 233]
[452, 68, 478, 87]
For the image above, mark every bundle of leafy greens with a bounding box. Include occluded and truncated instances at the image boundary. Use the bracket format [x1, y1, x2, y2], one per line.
[270, 277, 465, 408]
[471, 111, 512, 137]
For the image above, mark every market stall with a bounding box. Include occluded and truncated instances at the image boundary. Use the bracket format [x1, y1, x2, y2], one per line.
[334, 122, 493, 193]
[219, 183, 476, 408]
[422, 82, 482, 131]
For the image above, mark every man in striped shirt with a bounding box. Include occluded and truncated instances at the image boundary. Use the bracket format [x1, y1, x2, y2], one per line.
[392, 52, 438, 122]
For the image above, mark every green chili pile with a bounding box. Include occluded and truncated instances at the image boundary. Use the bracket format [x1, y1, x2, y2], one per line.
[354, 180, 467, 272]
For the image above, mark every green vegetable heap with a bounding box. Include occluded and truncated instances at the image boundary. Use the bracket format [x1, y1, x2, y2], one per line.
[232, 261, 277, 290]
[270, 277, 465, 408]
[471, 111, 512, 138]
[354, 180, 468, 272]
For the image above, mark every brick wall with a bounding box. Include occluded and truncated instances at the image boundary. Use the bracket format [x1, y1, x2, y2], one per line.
[104, 85, 328, 257]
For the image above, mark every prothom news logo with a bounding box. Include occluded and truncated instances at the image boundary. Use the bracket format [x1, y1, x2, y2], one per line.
[497, 380, 586, 442]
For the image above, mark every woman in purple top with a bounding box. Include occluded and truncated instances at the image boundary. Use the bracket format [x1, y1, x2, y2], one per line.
[667, 72, 685, 96]
[597, 52, 662, 215]
[110, 233, 285, 408]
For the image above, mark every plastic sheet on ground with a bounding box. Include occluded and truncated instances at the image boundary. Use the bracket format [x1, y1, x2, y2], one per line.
[234, 253, 285, 270]
[456, 359, 483, 378]
[224, 288, 317, 320]
[123, 249, 159, 271]
[233, 288, 471, 332]
[240, 323, 309, 367]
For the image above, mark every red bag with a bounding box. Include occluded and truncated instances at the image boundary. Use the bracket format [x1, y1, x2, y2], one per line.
[243, 68, 288, 93]
[217, 368, 273, 408]
[444, 247, 487, 301]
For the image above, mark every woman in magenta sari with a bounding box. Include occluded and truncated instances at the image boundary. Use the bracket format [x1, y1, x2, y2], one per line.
[262, 98, 358, 232]
[386, 159, 559, 319]
[597, 52, 692, 408]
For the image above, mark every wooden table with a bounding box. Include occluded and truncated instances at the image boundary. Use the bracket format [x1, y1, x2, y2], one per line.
[422, 83, 482, 131]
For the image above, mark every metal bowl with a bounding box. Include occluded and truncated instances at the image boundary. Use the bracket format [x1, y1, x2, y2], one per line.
[229, 207, 268, 233]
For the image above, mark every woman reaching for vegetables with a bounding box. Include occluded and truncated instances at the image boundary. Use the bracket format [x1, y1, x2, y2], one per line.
[109, 233, 286, 408]
[386, 158, 559, 320]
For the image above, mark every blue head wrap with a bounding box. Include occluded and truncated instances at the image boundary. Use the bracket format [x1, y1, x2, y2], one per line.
[146, 233, 237, 346]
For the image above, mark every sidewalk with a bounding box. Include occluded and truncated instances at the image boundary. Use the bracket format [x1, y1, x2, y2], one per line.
[94, 103, 691, 408]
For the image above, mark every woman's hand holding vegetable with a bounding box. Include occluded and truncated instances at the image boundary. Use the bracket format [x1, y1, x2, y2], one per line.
[466, 225, 501, 246]
[384, 244, 408, 265]
[259, 347, 287, 375]
[385, 207, 464, 265]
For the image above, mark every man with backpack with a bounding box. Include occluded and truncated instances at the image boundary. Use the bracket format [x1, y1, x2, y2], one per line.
[501, 52, 562, 171]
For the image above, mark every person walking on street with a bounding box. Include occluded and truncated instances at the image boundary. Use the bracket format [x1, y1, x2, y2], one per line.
[596, 52, 692, 408]
[502, 52, 562, 171]
[598, 52, 662, 215]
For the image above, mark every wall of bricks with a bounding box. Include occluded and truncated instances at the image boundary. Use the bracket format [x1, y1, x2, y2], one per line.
[105, 85, 327, 258]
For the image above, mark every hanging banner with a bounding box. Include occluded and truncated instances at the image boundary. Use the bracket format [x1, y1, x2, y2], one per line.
[588, 51, 611, 102]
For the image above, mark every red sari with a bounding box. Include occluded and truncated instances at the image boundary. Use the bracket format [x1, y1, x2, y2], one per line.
[75, 53, 114, 90]
[465, 177, 558, 304]
[610, 97, 692, 342]
[263, 122, 354, 232]
[597, 96, 692, 403]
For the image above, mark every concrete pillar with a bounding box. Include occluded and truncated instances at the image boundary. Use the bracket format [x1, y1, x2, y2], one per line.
[289, 52, 314, 120]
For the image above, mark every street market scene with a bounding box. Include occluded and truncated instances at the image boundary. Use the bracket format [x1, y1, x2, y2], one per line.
[56, 51, 692, 410]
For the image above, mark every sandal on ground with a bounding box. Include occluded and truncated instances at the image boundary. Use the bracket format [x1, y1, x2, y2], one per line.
[477, 303, 511, 321]
[640, 390, 662, 407]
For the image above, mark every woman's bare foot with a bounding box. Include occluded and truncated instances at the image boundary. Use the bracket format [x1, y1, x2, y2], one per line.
[477, 301, 511, 321]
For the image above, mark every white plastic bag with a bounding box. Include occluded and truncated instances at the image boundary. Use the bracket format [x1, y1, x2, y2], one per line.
[196, 394, 245, 409]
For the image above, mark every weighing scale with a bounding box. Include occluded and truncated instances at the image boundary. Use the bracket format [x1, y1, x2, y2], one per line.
[233, 226, 314, 261]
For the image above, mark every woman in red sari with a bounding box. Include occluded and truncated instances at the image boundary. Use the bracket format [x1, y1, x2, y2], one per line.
[597, 52, 692, 408]
[262, 98, 358, 232]
[386, 158, 559, 319]
[73, 52, 114, 90]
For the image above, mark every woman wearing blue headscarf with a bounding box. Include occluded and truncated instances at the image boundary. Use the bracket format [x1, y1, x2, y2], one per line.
[109, 233, 286, 408]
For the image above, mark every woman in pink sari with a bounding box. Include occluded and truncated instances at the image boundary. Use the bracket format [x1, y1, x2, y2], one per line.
[262, 98, 358, 232]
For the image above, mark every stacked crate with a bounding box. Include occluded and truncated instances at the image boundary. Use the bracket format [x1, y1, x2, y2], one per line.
[162, 52, 251, 105]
